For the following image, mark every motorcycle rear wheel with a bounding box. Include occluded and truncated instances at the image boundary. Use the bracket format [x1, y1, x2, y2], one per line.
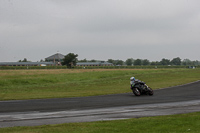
[133, 88, 141, 96]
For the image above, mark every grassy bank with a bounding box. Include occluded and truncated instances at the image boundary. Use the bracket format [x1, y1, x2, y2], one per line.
[0, 68, 200, 100]
[0, 65, 189, 70]
[1, 112, 200, 132]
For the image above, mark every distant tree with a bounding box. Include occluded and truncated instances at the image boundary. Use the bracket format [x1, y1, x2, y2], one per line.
[160, 58, 170, 65]
[90, 59, 96, 62]
[171, 57, 181, 65]
[142, 59, 150, 65]
[107, 59, 116, 65]
[125, 58, 133, 66]
[79, 58, 87, 62]
[150, 61, 156, 65]
[181, 59, 200, 66]
[62, 53, 78, 68]
[23, 58, 28, 62]
[18, 58, 29, 62]
[107, 59, 114, 63]
[115, 60, 124, 66]
[182, 59, 192, 66]
[134, 59, 142, 66]
[150, 61, 160, 65]
[193, 60, 200, 66]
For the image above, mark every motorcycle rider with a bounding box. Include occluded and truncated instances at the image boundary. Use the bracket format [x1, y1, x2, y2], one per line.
[130, 77, 135, 89]
[130, 76, 144, 89]
[130, 76, 154, 96]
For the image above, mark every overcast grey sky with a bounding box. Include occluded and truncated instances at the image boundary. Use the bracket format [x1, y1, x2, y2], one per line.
[0, 0, 200, 62]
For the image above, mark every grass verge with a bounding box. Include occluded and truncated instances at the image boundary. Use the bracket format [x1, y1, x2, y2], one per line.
[0, 68, 200, 100]
[0, 112, 200, 132]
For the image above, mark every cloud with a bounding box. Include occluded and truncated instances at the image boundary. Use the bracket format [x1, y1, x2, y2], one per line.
[0, 0, 200, 61]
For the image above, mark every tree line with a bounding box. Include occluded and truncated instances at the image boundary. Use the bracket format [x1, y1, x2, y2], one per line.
[124, 57, 200, 66]
[78, 57, 200, 66]
[18, 53, 200, 68]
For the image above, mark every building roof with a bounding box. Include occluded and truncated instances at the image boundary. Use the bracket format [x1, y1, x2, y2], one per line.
[0, 62, 55, 66]
[101, 62, 113, 65]
[77, 62, 101, 65]
[77, 62, 113, 66]
[45, 53, 65, 60]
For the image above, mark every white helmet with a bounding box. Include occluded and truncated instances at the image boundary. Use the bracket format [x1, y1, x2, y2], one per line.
[130, 77, 135, 81]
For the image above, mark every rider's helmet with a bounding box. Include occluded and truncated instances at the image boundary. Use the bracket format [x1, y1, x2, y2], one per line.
[130, 77, 135, 81]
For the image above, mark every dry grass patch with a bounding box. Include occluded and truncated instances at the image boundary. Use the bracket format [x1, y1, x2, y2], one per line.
[0, 69, 148, 76]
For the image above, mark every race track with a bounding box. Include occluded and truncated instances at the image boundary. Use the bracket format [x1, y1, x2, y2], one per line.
[0, 81, 200, 128]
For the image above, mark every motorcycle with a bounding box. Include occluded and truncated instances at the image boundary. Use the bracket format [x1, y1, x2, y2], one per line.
[131, 79, 153, 96]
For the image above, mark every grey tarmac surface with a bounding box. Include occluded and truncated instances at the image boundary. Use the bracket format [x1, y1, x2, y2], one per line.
[0, 80, 200, 128]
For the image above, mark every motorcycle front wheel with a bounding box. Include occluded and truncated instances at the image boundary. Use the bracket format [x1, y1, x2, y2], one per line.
[147, 87, 154, 96]
[133, 88, 141, 96]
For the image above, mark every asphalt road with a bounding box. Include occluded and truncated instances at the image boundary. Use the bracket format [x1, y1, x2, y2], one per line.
[0, 81, 200, 127]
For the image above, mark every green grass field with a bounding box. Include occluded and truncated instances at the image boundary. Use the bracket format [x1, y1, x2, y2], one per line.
[0, 68, 200, 100]
[0, 112, 200, 133]
[0, 68, 200, 132]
